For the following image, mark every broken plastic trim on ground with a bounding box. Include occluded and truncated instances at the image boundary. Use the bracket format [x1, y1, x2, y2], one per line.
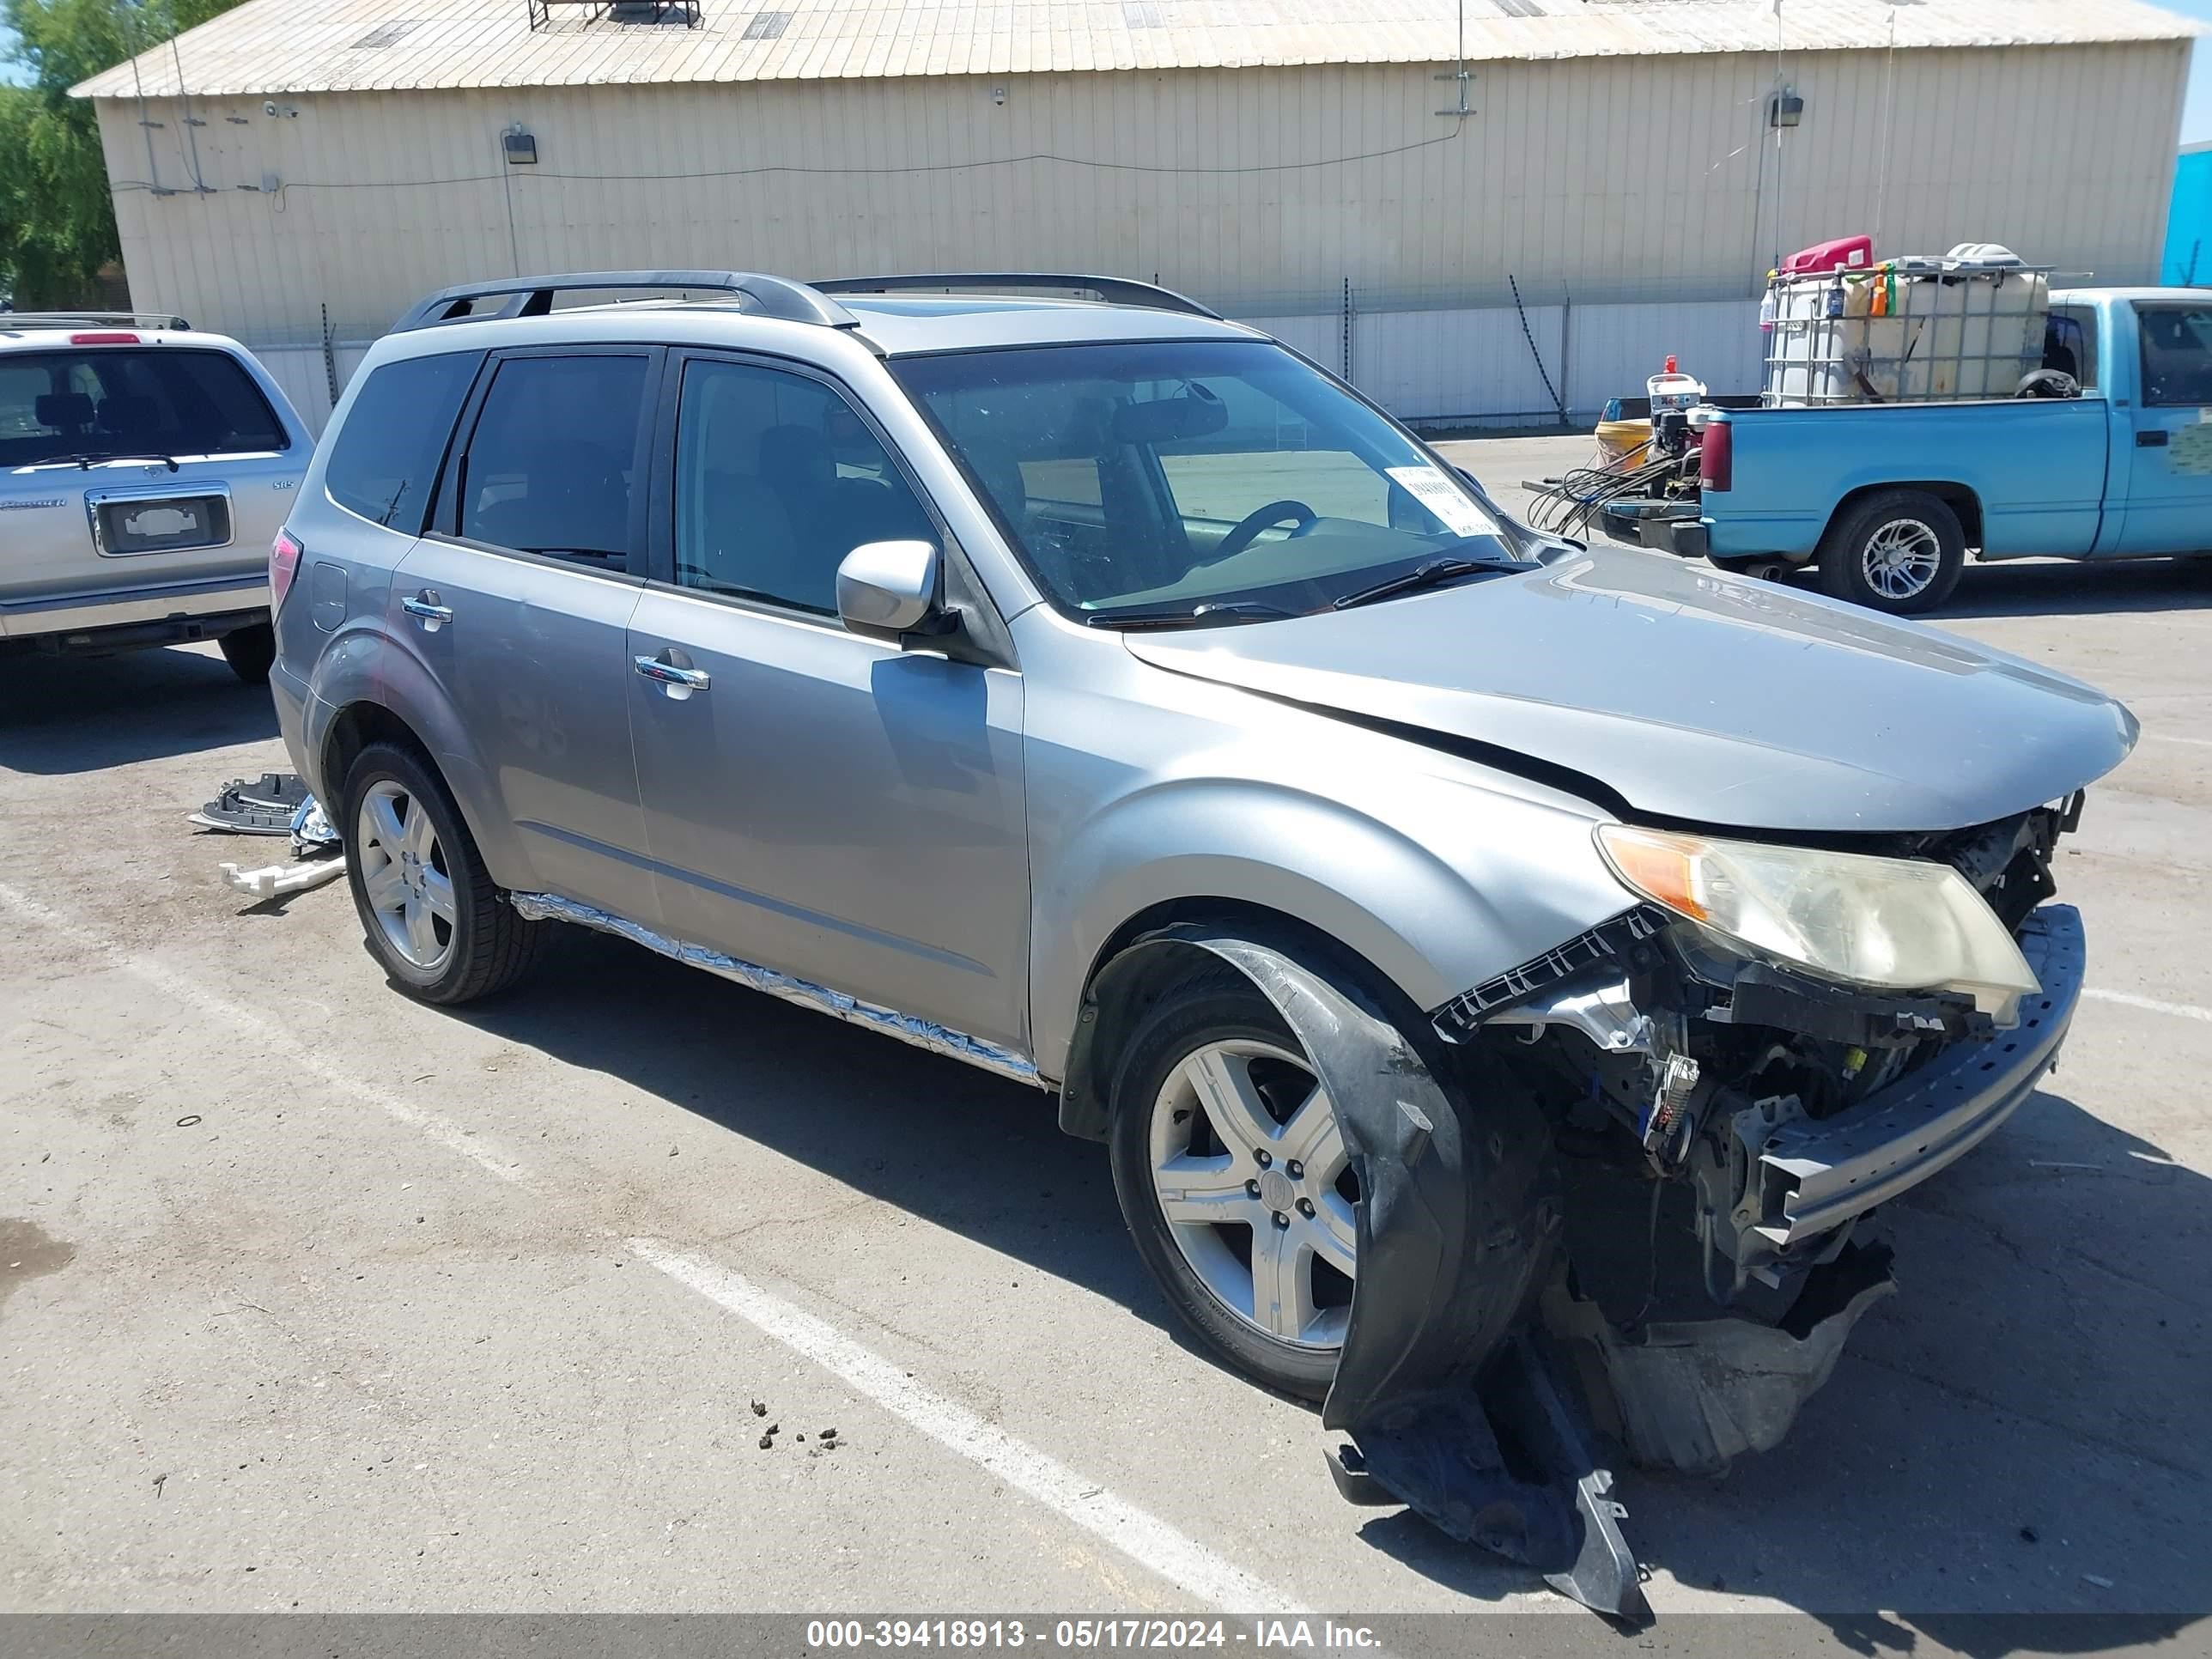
[191, 770, 345, 897]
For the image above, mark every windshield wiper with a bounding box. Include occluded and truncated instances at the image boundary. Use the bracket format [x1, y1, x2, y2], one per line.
[1330, 551, 1528, 611]
[70, 452, 180, 472]
[1085, 599, 1297, 630]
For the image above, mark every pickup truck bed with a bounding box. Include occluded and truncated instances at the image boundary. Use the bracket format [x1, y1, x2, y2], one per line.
[1607, 288, 2212, 614]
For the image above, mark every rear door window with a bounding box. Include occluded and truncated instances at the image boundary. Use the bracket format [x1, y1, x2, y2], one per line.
[453, 354, 651, 569]
[0, 348, 287, 467]
[324, 351, 482, 532]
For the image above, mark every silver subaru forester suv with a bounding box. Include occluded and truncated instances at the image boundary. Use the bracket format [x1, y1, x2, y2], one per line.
[271, 270, 2133, 1609]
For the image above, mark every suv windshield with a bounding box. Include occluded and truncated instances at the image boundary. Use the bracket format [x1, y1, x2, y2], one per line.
[0, 347, 288, 469]
[893, 339, 1518, 623]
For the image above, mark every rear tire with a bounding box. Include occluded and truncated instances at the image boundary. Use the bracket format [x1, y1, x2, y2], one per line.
[1819, 489, 1966, 614]
[219, 622, 276, 684]
[339, 741, 544, 1005]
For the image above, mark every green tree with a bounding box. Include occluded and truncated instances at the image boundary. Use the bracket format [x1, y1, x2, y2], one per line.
[1, 0, 245, 307]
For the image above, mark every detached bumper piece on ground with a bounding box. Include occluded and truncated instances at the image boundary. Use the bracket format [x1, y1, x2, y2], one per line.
[190, 770, 346, 899]
[1142, 899, 2082, 1622]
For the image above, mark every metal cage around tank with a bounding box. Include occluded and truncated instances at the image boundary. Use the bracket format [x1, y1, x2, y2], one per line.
[1761, 262, 2057, 407]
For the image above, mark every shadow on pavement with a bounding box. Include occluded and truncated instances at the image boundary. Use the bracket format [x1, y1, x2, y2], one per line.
[0, 644, 276, 774]
[1759, 556, 2212, 622]
[454, 924, 1157, 1312]
[449, 927, 2212, 1635]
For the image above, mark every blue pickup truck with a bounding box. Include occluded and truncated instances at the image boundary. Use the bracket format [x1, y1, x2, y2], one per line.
[1613, 289, 2212, 614]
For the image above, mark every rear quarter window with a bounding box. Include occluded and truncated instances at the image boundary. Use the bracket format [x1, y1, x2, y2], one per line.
[0, 347, 288, 468]
[324, 351, 482, 532]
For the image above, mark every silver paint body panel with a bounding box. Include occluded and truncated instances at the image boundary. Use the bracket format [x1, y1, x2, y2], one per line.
[274, 294, 2136, 1086]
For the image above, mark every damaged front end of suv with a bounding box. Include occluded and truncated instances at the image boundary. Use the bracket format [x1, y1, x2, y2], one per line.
[1280, 799, 2092, 1619]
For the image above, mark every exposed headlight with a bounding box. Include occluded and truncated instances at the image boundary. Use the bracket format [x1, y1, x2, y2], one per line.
[1595, 823, 2039, 1019]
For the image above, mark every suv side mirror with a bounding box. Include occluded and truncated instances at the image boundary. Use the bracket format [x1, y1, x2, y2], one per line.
[836, 540, 941, 642]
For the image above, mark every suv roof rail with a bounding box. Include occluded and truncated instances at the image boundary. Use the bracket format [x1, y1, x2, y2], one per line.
[1, 310, 192, 331]
[391, 270, 861, 333]
[813, 273, 1221, 319]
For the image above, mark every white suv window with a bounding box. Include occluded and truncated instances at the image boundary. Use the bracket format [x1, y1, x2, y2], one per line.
[0, 347, 286, 468]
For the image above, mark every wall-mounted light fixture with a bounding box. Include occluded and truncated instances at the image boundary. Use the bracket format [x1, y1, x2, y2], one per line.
[1769, 88, 1804, 128]
[503, 125, 538, 165]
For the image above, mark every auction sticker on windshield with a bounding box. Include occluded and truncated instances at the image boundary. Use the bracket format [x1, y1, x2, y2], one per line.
[1386, 465, 1490, 537]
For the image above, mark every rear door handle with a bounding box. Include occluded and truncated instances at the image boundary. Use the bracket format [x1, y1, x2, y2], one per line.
[634, 653, 710, 696]
[402, 591, 453, 630]
[2136, 429, 2170, 447]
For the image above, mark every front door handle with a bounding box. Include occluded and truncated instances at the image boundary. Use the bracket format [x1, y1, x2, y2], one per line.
[402, 591, 453, 630]
[634, 653, 711, 697]
[2136, 429, 2170, 448]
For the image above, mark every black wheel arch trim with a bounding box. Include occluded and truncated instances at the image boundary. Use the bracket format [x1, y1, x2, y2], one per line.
[1065, 921, 1653, 1614]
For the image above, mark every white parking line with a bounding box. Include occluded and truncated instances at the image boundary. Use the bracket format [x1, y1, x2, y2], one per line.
[2138, 732, 2212, 749]
[2081, 987, 2212, 1024]
[0, 876, 1308, 1614]
[629, 1237, 1309, 1615]
[0, 878, 526, 1182]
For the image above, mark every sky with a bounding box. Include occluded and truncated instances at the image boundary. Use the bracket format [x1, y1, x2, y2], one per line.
[2167, 0, 2212, 143]
[3, 3, 2209, 136]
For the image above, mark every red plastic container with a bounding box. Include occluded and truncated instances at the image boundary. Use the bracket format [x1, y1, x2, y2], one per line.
[1779, 235, 1873, 276]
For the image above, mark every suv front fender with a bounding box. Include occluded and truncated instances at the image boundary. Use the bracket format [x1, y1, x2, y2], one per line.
[1030, 774, 1632, 1090]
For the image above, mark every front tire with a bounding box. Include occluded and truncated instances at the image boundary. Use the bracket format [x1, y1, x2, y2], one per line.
[219, 621, 276, 684]
[340, 742, 544, 1005]
[1108, 973, 1358, 1401]
[1819, 489, 1966, 614]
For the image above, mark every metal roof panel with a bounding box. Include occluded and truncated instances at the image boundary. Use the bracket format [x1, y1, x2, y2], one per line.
[74, 0, 2203, 100]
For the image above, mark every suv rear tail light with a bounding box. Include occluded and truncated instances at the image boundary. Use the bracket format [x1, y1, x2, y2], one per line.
[70, 331, 140, 345]
[270, 529, 302, 611]
[1699, 417, 1733, 493]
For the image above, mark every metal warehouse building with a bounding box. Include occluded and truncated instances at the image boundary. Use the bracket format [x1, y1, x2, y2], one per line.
[76, 0, 2199, 429]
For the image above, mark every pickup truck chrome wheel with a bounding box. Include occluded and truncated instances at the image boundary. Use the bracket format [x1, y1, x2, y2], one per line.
[1146, 1037, 1358, 1350]
[1820, 489, 1967, 615]
[1861, 518, 1943, 602]
[356, 779, 456, 971]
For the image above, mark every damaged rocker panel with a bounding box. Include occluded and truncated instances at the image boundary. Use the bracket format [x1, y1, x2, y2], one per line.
[508, 892, 1042, 1086]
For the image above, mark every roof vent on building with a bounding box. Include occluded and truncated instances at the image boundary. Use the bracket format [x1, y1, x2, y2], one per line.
[526, 0, 700, 30]
[351, 19, 421, 47]
[741, 9, 790, 39]
[1121, 1, 1164, 26]
[1492, 0, 1545, 17]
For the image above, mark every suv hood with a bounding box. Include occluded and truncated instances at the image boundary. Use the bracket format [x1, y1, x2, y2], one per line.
[1125, 547, 2136, 834]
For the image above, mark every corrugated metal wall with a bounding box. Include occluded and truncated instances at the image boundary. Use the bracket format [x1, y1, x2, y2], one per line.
[98, 40, 2186, 427]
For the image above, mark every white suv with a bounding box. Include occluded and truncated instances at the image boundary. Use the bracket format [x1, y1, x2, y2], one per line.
[0, 312, 313, 680]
